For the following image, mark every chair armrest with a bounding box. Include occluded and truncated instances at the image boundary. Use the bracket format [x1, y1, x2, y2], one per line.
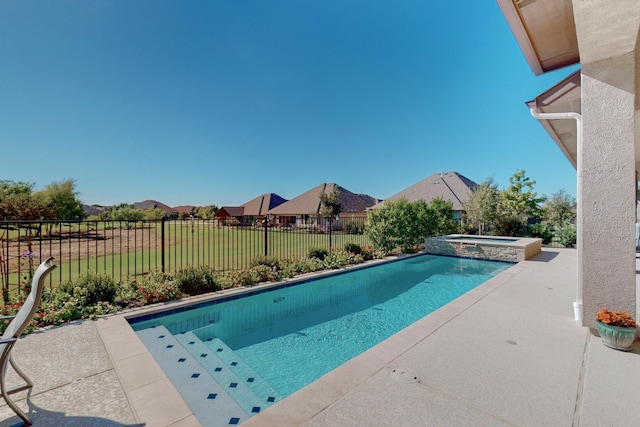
[0, 315, 16, 321]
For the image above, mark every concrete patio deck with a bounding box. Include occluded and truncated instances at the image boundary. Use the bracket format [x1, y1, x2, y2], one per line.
[1, 248, 639, 426]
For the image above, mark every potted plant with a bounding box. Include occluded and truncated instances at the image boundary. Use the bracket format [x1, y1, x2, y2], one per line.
[595, 308, 637, 351]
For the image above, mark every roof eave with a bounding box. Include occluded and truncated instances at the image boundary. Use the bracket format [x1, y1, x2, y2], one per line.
[497, 0, 579, 76]
[497, 0, 544, 76]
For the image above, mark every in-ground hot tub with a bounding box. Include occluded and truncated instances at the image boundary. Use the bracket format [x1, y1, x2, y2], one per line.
[424, 234, 542, 262]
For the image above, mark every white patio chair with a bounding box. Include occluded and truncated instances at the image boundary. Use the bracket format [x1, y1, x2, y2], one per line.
[0, 257, 56, 426]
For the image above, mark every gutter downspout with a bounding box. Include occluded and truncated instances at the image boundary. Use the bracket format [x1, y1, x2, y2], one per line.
[530, 107, 583, 322]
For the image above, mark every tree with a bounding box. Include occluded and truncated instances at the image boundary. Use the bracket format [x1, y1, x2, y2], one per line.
[464, 177, 500, 234]
[319, 187, 341, 223]
[499, 170, 546, 219]
[543, 189, 575, 228]
[34, 179, 84, 220]
[101, 203, 145, 221]
[0, 180, 54, 221]
[195, 205, 218, 219]
[365, 197, 456, 254]
[319, 187, 342, 249]
[429, 197, 457, 236]
[0, 180, 33, 200]
[494, 170, 546, 236]
[365, 198, 408, 254]
[144, 207, 166, 220]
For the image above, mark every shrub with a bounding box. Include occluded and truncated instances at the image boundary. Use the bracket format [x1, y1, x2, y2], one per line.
[555, 221, 577, 247]
[58, 272, 118, 305]
[344, 221, 364, 235]
[458, 221, 478, 235]
[282, 258, 322, 278]
[250, 255, 282, 270]
[493, 217, 526, 237]
[322, 251, 364, 269]
[526, 222, 553, 245]
[360, 246, 375, 261]
[344, 242, 361, 254]
[117, 271, 183, 307]
[39, 287, 121, 327]
[173, 266, 221, 296]
[308, 246, 329, 261]
[224, 264, 283, 287]
[401, 246, 419, 254]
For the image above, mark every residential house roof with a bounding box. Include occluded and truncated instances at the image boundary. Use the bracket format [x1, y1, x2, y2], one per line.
[370, 172, 477, 211]
[133, 200, 176, 214]
[215, 206, 245, 218]
[215, 193, 287, 219]
[268, 183, 380, 216]
[242, 193, 287, 216]
[173, 205, 196, 213]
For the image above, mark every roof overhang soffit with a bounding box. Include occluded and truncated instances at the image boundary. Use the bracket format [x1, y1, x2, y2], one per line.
[525, 70, 581, 168]
[497, 0, 579, 75]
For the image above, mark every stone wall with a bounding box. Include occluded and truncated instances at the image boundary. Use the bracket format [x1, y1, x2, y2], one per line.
[424, 237, 541, 263]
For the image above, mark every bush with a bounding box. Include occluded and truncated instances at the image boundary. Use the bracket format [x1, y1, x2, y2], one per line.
[322, 251, 364, 269]
[493, 217, 526, 237]
[401, 246, 419, 254]
[458, 221, 478, 235]
[344, 221, 364, 235]
[555, 221, 577, 247]
[58, 272, 118, 305]
[526, 222, 553, 245]
[360, 246, 375, 261]
[173, 266, 221, 296]
[117, 271, 183, 307]
[308, 246, 329, 261]
[344, 242, 361, 254]
[282, 258, 322, 278]
[250, 255, 282, 270]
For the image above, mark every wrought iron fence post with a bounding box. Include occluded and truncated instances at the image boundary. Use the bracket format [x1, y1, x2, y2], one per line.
[161, 217, 166, 273]
[264, 215, 268, 256]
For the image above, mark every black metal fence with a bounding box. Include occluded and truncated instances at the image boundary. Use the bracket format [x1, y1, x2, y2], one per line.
[0, 217, 370, 294]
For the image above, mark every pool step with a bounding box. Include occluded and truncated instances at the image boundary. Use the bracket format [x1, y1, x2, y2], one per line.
[175, 332, 282, 415]
[135, 325, 248, 427]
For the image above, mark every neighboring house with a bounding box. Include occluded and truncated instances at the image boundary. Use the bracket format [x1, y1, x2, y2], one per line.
[215, 193, 287, 226]
[369, 171, 477, 222]
[215, 206, 246, 225]
[267, 183, 380, 229]
[173, 205, 197, 215]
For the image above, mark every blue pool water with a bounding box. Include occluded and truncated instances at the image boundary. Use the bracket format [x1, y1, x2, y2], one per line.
[129, 254, 511, 425]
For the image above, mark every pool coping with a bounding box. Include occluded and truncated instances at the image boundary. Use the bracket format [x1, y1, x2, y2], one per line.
[95, 253, 526, 427]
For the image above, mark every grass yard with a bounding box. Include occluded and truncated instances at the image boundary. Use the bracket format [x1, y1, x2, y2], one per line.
[2, 220, 370, 293]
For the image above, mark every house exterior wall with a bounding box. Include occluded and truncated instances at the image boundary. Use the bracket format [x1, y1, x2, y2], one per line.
[580, 52, 638, 328]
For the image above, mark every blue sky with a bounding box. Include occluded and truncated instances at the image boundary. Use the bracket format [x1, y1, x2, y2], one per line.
[1, 1, 577, 207]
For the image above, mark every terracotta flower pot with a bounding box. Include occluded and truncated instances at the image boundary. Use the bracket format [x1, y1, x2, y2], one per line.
[596, 320, 636, 351]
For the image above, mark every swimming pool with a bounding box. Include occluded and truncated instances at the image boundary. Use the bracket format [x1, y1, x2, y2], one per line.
[129, 254, 512, 426]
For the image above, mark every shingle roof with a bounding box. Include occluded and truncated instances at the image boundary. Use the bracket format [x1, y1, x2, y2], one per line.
[133, 200, 177, 213]
[370, 171, 477, 211]
[215, 206, 245, 218]
[268, 183, 379, 215]
[173, 205, 196, 213]
[241, 193, 287, 216]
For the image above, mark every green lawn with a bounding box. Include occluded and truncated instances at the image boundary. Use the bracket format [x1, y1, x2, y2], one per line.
[3, 221, 370, 292]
